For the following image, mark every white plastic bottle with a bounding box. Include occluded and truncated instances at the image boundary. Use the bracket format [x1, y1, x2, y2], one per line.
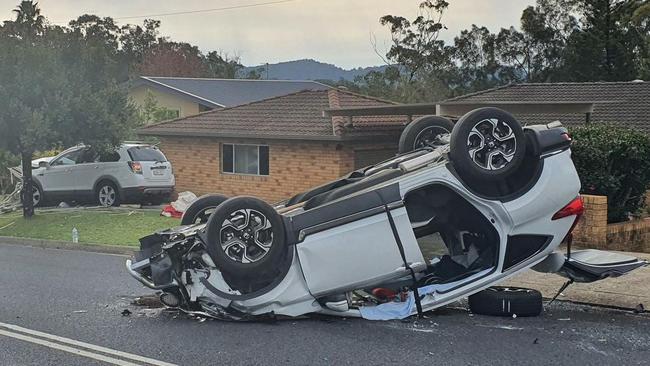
[72, 227, 79, 243]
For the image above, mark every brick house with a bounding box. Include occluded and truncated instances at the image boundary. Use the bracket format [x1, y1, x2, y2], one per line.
[138, 89, 406, 202]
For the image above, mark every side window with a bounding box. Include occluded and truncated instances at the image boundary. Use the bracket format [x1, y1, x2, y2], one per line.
[98, 151, 121, 162]
[222, 144, 269, 176]
[51, 149, 83, 166]
[78, 149, 99, 164]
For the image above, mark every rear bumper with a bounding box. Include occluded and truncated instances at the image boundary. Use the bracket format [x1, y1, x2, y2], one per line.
[121, 186, 174, 202]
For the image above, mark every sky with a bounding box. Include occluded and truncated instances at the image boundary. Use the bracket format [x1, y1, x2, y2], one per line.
[1, 0, 536, 69]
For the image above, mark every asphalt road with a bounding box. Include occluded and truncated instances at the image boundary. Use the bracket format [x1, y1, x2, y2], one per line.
[1, 243, 649, 366]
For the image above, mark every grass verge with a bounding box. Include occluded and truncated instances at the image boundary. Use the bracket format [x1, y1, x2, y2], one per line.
[0, 208, 178, 246]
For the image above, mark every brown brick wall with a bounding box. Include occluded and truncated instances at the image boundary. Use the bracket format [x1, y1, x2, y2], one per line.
[606, 219, 650, 253]
[573, 194, 650, 253]
[573, 194, 608, 248]
[160, 137, 396, 203]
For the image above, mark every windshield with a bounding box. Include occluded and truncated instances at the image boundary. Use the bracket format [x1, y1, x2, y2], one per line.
[127, 146, 167, 162]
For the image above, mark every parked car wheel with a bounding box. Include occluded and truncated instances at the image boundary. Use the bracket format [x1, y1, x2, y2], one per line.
[398, 115, 455, 153]
[205, 196, 287, 279]
[449, 107, 526, 182]
[21, 184, 44, 208]
[181, 194, 229, 225]
[96, 181, 120, 207]
[32, 185, 44, 207]
[468, 286, 543, 317]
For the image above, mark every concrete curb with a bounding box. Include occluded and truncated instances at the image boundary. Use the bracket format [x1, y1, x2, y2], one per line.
[0, 236, 137, 256]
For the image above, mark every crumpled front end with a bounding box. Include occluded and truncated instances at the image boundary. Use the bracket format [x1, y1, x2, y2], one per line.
[126, 224, 318, 320]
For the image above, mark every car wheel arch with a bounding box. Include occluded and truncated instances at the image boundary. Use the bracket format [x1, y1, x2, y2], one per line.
[93, 176, 122, 193]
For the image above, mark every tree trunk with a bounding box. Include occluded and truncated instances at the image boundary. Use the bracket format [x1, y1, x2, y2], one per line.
[21, 151, 34, 219]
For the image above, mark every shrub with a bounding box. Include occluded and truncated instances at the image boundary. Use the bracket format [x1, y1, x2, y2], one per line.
[570, 124, 650, 223]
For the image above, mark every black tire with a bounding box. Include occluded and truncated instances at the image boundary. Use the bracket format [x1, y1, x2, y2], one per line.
[468, 286, 542, 317]
[205, 196, 287, 279]
[32, 184, 44, 208]
[96, 181, 120, 207]
[21, 184, 44, 208]
[449, 108, 526, 182]
[181, 194, 229, 225]
[398, 115, 455, 153]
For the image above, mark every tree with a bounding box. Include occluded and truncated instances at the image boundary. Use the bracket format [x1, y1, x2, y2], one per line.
[0, 1, 140, 218]
[120, 19, 161, 67]
[204, 51, 243, 79]
[563, 0, 643, 81]
[5, 0, 44, 39]
[139, 90, 181, 124]
[135, 40, 208, 77]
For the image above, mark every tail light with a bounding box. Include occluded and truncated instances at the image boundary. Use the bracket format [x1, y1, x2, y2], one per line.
[128, 161, 143, 174]
[553, 196, 584, 242]
[552, 196, 584, 220]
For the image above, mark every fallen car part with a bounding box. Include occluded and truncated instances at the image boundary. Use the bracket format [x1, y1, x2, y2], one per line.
[468, 287, 543, 317]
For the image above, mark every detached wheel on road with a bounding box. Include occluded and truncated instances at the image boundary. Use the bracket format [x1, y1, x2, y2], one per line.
[205, 196, 287, 279]
[398, 115, 455, 153]
[449, 107, 526, 182]
[96, 181, 120, 207]
[468, 286, 543, 317]
[181, 194, 229, 225]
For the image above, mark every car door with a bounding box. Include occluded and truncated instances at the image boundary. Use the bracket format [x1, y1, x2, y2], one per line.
[72, 148, 102, 200]
[36, 148, 82, 201]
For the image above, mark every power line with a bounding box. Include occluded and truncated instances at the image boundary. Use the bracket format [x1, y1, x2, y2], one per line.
[112, 0, 298, 20]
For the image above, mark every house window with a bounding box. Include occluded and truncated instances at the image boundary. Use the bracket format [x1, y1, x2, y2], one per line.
[222, 144, 269, 176]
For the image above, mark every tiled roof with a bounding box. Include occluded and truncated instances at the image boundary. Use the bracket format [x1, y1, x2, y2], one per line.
[443, 81, 650, 132]
[138, 89, 407, 141]
[134, 76, 331, 108]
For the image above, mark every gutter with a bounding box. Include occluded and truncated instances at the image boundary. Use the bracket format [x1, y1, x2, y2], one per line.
[136, 130, 401, 143]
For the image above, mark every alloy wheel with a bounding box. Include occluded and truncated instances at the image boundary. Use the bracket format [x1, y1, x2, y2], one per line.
[219, 209, 274, 264]
[466, 118, 517, 170]
[32, 186, 41, 207]
[98, 185, 116, 207]
[413, 126, 451, 150]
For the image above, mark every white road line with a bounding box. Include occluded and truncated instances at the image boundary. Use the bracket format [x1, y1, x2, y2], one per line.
[0, 329, 142, 366]
[0, 322, 177, 366]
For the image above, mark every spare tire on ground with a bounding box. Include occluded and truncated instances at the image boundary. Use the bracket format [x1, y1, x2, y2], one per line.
[449, 107, 526, 183]
[205, 196, 287, 279]
[468, 286, 543, 317]
[398, 115, 455, 153]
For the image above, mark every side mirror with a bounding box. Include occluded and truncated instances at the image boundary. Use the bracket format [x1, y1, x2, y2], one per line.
[38, 161, 49, 168]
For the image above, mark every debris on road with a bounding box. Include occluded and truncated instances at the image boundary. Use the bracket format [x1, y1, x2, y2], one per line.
[132, 294, 164, 308]
[121, 309, 132, 317]
[634, 303, 645, 314]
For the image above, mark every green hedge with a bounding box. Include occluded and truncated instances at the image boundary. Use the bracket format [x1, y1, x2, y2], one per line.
[570, 124, 650, 223]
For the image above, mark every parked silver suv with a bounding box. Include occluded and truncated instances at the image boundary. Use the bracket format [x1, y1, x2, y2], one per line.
[31, 143, 175, 207]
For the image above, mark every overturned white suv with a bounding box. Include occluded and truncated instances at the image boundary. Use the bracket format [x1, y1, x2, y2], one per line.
[126, 108, 647, 320]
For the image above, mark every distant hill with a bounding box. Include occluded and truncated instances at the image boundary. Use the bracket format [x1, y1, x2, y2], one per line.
[240, 59, 388, 81]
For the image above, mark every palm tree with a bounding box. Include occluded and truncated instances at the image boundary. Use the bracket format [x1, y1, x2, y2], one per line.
[11, 1, 45, 38]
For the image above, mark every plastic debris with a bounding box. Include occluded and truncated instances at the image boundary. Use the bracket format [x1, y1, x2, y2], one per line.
[634, 303, 645, 314]
[121, 309, 132, 316]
